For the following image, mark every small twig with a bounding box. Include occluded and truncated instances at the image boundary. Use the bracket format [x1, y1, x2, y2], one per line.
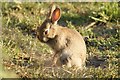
[85, 22, 96, 30]
[90, 16, 107, 23]
[62, 68, 72, 74]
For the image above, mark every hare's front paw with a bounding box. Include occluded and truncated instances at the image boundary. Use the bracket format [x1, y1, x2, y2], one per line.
[52, 55, 58, 67]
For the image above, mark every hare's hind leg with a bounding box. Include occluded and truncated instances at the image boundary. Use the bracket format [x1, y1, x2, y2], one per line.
[72, 57, 83, 69]
[59, 53, 72, 67]
[66, 58, 72, 67]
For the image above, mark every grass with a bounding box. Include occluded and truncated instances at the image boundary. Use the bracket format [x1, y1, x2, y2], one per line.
[1, 2, 120, 78]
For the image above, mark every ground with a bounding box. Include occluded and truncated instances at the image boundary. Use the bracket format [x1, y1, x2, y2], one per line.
[1, 2, 120, 78]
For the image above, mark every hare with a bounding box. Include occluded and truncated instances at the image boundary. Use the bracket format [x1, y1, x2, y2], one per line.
[37, 5, 86, 69]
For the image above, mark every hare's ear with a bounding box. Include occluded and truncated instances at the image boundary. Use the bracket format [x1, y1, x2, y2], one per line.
[51, 7, 61, 24]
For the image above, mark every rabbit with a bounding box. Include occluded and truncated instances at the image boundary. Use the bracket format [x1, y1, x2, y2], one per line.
[37, 5, 87, 69]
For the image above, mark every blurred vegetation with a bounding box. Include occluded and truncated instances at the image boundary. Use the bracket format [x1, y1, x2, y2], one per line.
[1, 2, 120, 78]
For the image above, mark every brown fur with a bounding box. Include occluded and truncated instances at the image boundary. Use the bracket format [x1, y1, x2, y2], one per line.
[37, 5, 86, 69]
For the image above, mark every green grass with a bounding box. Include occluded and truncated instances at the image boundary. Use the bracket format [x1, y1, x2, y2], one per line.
[1, 2, 120, 78]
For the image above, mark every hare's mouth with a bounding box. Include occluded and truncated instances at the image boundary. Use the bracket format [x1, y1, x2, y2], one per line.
[42, 37, 49, 42]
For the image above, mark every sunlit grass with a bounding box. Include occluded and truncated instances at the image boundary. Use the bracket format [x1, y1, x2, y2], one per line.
[1, 2, 119, 78]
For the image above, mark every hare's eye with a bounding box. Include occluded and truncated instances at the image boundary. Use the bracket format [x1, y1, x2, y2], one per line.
[45, 30, 48, 35]
[44, 29, 49, 35]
